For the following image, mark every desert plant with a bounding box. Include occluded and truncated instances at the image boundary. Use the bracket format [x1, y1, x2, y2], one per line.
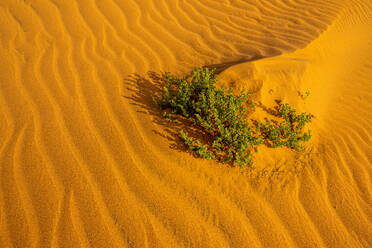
[258, 103, 312, 150]
[154, 67, 312, 167]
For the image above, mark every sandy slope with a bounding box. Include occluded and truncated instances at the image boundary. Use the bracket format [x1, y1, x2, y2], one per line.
[0, 0, 371, 247]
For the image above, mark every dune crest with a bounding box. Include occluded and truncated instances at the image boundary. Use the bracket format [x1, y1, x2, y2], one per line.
[0, 0, 371, 247]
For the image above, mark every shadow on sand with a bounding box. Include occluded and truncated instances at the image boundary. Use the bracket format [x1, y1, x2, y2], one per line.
[123, 71, 208, 155]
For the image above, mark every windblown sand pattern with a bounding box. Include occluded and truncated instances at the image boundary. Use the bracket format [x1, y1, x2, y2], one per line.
[0, 0, 371, 247]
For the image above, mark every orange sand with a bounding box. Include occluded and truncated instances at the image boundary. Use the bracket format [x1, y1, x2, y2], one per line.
[0, 0, 371, 247]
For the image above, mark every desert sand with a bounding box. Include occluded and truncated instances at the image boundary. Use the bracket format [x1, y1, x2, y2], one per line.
[0, 0, 371, 247]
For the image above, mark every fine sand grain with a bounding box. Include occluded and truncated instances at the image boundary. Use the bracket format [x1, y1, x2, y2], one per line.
[0, 0, 371, 247]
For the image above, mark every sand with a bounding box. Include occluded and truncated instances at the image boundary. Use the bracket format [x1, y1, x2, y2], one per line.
[0, 0, 371, 247]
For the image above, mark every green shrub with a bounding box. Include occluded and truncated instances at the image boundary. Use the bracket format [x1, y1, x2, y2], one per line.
[259, 103, 312, 150]
[154, 67, 312, 167]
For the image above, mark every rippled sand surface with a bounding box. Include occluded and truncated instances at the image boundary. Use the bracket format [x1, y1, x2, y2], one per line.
[0, 0, 371, 247]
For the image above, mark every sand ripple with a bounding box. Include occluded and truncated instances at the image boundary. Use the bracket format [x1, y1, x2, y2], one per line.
[0, 0, 371, 247]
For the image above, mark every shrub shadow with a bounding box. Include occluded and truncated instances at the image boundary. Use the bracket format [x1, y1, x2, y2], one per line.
[256, 100, 281, 116]
[123, 71, 213, 157]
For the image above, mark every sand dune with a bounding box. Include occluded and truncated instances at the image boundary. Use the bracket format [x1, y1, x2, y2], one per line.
[0, 0, 371, 247]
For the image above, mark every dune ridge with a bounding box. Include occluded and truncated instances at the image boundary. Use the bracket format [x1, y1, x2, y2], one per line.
[0, 0, 371, 247]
